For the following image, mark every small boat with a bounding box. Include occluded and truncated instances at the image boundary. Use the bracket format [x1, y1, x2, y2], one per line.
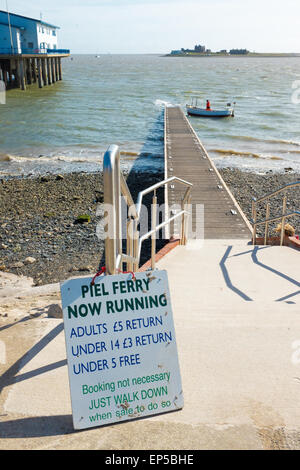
[186, 99, 235, 118]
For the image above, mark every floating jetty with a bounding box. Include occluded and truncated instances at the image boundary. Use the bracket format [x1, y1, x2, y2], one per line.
[165, 106, 252, 239]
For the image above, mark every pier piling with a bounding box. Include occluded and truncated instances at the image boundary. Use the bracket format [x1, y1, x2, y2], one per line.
[0, 52, 69, 91]
[37, 58, 43, 88]
[19, 59, 26, 90]
[47, 58, 52, 85]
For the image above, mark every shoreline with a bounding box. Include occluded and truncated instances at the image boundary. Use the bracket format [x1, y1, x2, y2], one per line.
[0, 168, 299, 286]
[164, 53, 300, 58]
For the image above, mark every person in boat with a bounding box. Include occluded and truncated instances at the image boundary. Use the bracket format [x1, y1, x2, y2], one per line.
[206, 100, 211, 111]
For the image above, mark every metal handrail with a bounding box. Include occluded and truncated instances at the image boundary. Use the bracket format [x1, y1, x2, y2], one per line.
[0, 48, 70, 55]
[103, 145, 193, 274]
[252, 181, 300, 246]
[252, 181, 300, 205]
[135, 176, 192, 220]
[254, 211, 300, 227]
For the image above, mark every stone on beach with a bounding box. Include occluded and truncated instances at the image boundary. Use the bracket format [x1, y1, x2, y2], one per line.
[10, 261, 25, 268]
[47, 303, 63, 319]
[0, 271, 61, 320]
[24, 257, 36, 265]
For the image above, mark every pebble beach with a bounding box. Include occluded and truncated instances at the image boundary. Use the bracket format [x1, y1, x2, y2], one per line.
[0, 170, 165, 286]
[0, 167, 299, 287]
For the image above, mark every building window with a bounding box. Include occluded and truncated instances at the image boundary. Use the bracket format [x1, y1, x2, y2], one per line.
[28, 42, 33, 49]
[52, 30, 56, 36]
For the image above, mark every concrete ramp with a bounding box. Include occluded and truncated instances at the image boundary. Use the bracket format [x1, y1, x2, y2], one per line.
[158, 239, 300, 307]
[154, 239, 300, 449]
[1, 240, 300, 449]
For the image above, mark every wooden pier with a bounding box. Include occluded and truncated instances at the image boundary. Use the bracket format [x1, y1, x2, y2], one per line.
[165, 106, 252, 239]
[0, 52, 70, 91]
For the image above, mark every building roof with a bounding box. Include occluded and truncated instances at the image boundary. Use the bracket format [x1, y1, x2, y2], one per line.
[0, 10, 60, 29]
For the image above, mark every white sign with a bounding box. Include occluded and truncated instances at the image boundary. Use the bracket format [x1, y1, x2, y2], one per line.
[60, 270, 184, 430]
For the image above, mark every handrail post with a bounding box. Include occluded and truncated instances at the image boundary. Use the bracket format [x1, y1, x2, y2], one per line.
[280, 195, 287, 246]
[252, 199, 257, 245]
[126, 218, 134, 272]
[133, 229, 139, 272]
[181, 198, 187, 245]
[180, 187, 191, 246]
[264, 202, 270, 245]
[103, 145, 122, 275]
[186, 193, 192, 244]
[151, 193, 157, 270]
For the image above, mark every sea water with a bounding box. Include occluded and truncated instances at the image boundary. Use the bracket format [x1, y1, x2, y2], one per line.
[0, 54, 300, 176]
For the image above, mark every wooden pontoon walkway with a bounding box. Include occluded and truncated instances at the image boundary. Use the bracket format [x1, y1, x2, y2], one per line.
[165, 106, 252, 239]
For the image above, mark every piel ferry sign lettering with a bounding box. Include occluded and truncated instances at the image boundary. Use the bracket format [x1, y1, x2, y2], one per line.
[60, 270, 183, 430]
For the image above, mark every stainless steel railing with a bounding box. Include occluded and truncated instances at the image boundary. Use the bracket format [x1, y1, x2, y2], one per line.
[252, 181, 300, 245]
[103, 145, 193, 274]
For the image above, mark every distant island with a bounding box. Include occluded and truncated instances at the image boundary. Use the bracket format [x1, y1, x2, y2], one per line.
[165, 44, 300, 57]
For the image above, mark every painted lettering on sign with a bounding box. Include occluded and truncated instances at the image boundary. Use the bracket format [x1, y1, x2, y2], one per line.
[61, 270, 183, 430]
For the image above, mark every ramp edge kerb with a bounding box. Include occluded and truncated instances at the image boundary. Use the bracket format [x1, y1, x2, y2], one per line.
[172, 106, 254, 236]
[164, 106, 170, 239]
[138, 238, 180, 272]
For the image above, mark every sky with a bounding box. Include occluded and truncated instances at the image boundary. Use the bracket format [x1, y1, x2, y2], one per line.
[3, 0, 300, 54]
